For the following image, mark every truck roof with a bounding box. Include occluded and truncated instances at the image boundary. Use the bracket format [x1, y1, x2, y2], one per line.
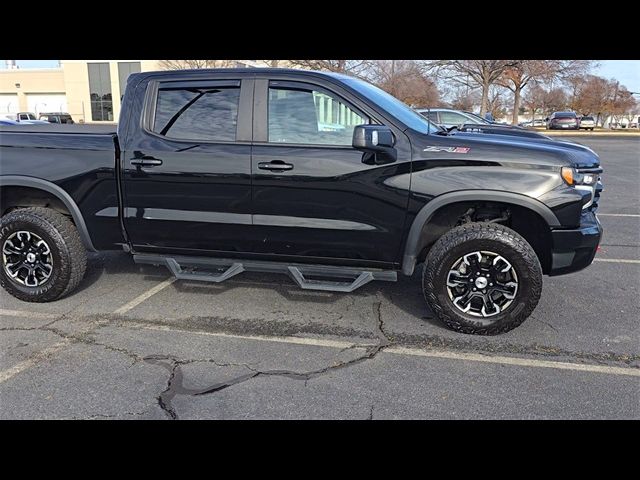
[129, 68, 353, 83]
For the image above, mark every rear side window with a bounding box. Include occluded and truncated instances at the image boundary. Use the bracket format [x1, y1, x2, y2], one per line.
[153, 85, 240, 142]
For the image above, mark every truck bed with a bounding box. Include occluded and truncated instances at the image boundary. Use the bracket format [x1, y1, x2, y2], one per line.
[0, 123, 117, 135]
[0, 122, 122, 250]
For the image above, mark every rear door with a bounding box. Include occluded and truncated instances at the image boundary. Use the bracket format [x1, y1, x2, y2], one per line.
[121, 75, 255, 255]
[250, 76, 411, 267]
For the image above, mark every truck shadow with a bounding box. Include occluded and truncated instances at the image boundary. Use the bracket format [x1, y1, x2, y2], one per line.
[78, 252, 440, 328]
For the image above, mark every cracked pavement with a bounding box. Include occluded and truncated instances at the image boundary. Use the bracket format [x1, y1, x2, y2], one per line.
[0, 136, 639, 419]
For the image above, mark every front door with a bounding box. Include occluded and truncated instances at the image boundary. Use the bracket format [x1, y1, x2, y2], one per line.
[250, 78, 411, 267]
[121, 77, 255, 255]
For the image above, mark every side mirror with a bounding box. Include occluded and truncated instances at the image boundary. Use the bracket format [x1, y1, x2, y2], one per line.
[352, 125, 397, 164]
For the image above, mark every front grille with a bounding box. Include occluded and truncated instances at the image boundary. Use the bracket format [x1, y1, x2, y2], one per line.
[577, 166, 603, 212]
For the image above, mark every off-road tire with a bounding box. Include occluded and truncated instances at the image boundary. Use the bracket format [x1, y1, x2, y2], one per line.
[422, 222, 543, 335]
[0, 207, 87, 302]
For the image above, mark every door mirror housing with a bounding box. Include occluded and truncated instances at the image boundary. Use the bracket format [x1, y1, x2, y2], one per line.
[352, 125, 397, 164]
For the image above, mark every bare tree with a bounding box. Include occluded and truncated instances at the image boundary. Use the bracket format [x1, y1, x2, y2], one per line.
[497, 61, 557, 125]
[498, 61, 594, 125]
[369, 60, 440, 107]
[522, 83, 547, 124]
[158, 60, 236, 70]
[449, 88, 480, 111]
[287, 60, 372, 77]
[425, 60, 520, 115]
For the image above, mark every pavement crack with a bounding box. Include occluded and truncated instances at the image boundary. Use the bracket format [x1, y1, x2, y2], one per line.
[38, 324, 142, 365]
[537, 319, 559, 333]
[368, 404, 374, 420]
[139, 301, 396, 416]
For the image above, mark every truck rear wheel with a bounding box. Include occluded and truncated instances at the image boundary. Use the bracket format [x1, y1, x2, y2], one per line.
[0, 207, 87, 302]
[422, 222, 542, 335]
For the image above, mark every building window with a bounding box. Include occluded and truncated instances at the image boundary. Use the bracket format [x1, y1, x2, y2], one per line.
[118, 62, 141, 100]
[88, 63, 113, 121]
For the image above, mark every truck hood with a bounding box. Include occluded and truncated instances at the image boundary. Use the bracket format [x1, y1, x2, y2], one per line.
[411, 129, 601, 169]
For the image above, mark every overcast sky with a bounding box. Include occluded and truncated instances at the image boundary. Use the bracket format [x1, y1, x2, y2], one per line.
[1, 59, 639, 92]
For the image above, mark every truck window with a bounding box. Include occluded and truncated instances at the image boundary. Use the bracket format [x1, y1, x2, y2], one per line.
[268, 85, 367, 145]
[153, 86, 240, 142]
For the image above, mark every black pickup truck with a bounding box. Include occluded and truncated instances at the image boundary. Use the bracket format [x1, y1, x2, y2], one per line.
[0, 68, 603, 334]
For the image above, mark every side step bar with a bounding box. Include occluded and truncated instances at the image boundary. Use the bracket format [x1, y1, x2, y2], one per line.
[133, 254, 397, 293]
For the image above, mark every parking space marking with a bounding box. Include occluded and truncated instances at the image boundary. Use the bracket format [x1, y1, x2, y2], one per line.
[112, 278, 176, 315]
[133, 322, 372, 350]
[0, 340, 70, 384]
[386, 347, 640, 378]
[594, 258, 640, 264]
[598, 214, 640, 217]
[0, 309, 57, 320]
[129, 323, 639, 378]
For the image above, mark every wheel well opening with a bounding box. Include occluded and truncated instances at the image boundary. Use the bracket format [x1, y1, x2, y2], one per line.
[1, 186, 73, 220]
[415, 201, 553, 274]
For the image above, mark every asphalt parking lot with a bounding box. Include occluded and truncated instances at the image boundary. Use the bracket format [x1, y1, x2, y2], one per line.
[1, 135, 638, 419]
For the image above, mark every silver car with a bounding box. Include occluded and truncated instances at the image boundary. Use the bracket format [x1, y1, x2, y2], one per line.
[579, 116, 596, 131]
[415, 108, 493, 130]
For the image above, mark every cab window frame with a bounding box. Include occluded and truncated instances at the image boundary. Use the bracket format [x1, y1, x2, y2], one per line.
[142, 78, 252, 144]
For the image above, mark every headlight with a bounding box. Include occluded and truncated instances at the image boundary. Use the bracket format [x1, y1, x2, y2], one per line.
[561, 167, 599, 186]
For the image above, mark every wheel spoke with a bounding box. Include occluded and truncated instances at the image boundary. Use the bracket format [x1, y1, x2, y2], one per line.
[447, 270, 470, 288]
[2, 240, 21, 255]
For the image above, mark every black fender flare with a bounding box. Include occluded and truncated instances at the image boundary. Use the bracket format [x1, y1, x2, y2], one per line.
[0, 176, 97, 252]
[401, 190, 559, 276]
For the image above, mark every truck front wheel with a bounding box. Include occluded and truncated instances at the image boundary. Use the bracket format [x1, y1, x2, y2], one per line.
[422, 222, 543, 335]
[0, 207, 87, 302]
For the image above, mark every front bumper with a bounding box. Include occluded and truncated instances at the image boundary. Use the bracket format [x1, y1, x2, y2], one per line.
[549, 211, 602, 276]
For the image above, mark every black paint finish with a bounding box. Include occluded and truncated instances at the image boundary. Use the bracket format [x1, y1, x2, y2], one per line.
[0, 68, 603, 276]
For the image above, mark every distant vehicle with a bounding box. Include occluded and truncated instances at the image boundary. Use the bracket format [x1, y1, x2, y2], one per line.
[416, 108, 492, 129]
[1, 112, 37, 122]
[0, 119, 48, 126]
[38, 112, 75, 124]
[519, 119, 546, 127]
[546, 112, 579, 130]
[579, 116, 596, 131]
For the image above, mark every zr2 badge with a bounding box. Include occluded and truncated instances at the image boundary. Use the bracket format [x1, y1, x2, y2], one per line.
[423, 146, 470, 153]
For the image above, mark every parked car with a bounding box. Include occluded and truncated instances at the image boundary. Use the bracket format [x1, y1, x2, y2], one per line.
[1, 112, 38, 122]
[0, 119, 49, 126]
[38, 112, 75, 124]
[579, 116, 596, 131]
[0, 68, 603, 335]
[519, 119, 546, 127]
[416, 108, 492, 129]
[546, 112, 580, 130]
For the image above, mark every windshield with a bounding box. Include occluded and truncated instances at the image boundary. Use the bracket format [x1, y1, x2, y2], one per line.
[463, 111, 492, 124]
[338, 75, 442, 134]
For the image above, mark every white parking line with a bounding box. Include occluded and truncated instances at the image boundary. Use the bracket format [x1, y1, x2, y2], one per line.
[112, 278, 176, 315]
[598, 214, 640, 217]
[129, 322, 639, 378]
[386, 347, 640, 378]
[134, 322, 371, 350]
[594, 258, 640, 264]
[0, 340, 70, 384]
[0, 309, 57, 320]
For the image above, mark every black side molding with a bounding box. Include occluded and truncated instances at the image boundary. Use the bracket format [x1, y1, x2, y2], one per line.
[0, 176, 97, 252]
